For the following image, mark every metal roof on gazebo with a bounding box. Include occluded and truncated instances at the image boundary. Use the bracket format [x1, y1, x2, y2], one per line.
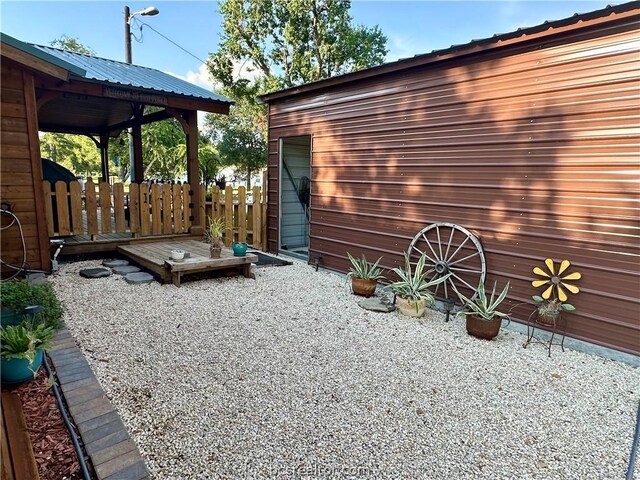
[31, 44, 230, 104]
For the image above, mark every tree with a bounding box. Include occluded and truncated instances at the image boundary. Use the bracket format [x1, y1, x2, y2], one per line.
[40, 133, 102, 177]
[205, 96, 266, 188]
[208, 0, 387, 93]
[207, 0, 388, 184]
[49, 35, 96, 55]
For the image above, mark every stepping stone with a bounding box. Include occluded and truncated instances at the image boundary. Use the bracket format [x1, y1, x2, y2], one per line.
[124, 272, 154, 285]
[79, 268, 112, 279]
[102, 259, 129, 268]
[111, 265, 140, 275]
[358, 296, 396, 313]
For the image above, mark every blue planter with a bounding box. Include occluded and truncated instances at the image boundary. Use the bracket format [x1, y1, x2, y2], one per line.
[1, 309, 22, 328]
[232, 242, 248, 257]
[1, 349, 43, 384]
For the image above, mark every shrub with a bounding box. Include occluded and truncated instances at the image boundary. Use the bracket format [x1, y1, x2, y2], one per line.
[0, 281, 63, 330]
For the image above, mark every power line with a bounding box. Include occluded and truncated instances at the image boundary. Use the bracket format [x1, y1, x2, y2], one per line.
[135, 18, 208, 65]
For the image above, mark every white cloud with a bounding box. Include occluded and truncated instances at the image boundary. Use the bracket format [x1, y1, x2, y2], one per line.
[167, 63, 219, 91]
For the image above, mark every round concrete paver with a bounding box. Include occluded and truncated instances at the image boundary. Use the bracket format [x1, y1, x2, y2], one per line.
[79, 268, 112, 279]
[102, 259, 129, 268]
[125, 272, 155, 284]
[112, 265, 141, 275]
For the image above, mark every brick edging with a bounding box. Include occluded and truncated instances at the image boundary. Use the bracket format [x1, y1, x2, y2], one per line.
[49, 329, 150, 480]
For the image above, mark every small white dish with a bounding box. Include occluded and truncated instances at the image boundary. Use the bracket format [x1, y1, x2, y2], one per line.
[170, 249, 185, 261]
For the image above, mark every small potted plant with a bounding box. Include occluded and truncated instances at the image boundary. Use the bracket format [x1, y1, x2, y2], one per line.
[346, 252, 385, 297]
[388, 253, 449, 317]
[532, 296, 575, 325]
[205, 216, 226, 258]
[456, 281, 510, 340]
[1, 318, 55, 383]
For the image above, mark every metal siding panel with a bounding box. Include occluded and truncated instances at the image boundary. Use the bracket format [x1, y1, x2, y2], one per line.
[267, 17, 640, 354]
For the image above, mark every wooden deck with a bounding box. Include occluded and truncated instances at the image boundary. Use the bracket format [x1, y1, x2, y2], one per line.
[118, 240, 257, 286]
[59, 233, 203, 255]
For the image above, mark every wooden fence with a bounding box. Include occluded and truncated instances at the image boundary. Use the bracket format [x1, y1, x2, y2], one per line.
[43, 180, 267, 249]
[204, 185, 267, 248]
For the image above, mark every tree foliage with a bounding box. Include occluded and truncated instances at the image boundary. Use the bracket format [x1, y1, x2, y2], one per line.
[49, 35, 96, 55]
[206, 0, 388, 183]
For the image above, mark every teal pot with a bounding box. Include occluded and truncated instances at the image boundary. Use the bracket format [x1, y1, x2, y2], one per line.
[232, 242, 248, 257]
[1, 349, 43, 384]
[1, 309, 22, 328]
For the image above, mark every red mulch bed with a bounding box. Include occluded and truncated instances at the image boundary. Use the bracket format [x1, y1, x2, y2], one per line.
[9, 368, 83, 480]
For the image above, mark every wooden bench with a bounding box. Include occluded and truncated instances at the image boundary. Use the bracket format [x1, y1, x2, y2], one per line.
[1, 391, 39, 480]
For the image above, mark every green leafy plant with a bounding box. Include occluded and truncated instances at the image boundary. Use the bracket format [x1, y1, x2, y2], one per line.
[1, 320, 55, 376]
[532, 296, 575, 317]
[346, 253, 385, 280]
[0, 281, 63, 330]
[388, 253, 450, 307]
[456, 281, 511, 321]
[205, 216, 227, 246]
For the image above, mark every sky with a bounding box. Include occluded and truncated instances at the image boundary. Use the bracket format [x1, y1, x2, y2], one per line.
[1, 0, 617, 92]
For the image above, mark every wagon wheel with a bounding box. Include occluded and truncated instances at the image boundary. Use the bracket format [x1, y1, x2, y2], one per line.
[407, 223, 486, 301]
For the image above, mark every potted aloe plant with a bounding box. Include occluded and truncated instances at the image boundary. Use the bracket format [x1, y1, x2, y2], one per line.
[205, 216, 226, 258]
[346, 252, 385, 297]
[456, 281, 510, 340]
[1, 318, 55, 383]
[388, 253, 449, 317]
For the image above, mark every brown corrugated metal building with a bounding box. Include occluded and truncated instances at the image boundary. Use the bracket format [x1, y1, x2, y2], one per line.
[260, 2, 640, 355]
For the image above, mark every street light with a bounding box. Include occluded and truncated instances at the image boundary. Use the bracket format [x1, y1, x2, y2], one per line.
[123, 5, 159, 183]
[124, 5, 159, 64]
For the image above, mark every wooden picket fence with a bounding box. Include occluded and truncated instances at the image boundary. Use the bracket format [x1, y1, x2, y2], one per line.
[204, 185, 266, 249]
[42, 180, 267, 249]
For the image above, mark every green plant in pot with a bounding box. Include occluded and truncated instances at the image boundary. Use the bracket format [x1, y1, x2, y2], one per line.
[0, 280, 63, 329]
[532, 296, 575, 325]
[346, 253, 385, 297]
[205, 216, 226, 258]
[456, 281, 510, 340]
[389, 253, 450, 317]
[1, 318, 55, 383]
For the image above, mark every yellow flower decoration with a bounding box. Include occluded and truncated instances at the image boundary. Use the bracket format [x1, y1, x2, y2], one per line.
[532, 258, 581, 302]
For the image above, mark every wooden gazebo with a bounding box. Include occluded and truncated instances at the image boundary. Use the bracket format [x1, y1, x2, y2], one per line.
[1, 32, 232, 272]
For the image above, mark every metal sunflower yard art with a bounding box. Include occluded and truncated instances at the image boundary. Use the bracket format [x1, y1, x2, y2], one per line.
[531, 258, 582, 324]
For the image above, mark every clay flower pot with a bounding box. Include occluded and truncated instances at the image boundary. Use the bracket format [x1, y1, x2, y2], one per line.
[396, 297, 427, 317]
[466, 315, 502, 340]
[210, 244, 222, 258]
[351, 277, 377, 297]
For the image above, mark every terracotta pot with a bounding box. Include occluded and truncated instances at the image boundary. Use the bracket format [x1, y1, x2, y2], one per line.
[210, 244, 222, 258]
[538, 312, 559, 326]
[396, 296, 427, 317]
[351, 277, 377, 297]
[466, 315, 502, 340]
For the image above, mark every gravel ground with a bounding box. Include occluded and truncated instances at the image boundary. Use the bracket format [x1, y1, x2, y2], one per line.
[51, 259, 639, 480]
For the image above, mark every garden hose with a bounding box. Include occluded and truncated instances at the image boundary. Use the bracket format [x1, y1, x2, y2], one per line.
[627, 400, 640, 480]
[43, 353, 93, 480]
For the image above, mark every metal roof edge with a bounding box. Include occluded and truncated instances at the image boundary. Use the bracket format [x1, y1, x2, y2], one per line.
[0, 32, 87, 77]
[29, 43, 233, 105]
[259, 0, 640, 103]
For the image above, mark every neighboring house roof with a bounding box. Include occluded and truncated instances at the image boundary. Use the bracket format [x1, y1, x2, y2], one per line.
[30, 43, 231, 104]
[260, 1, 640, 102]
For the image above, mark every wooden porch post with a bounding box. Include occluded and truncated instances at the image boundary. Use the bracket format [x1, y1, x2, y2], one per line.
[132, 106, 144, 183]
[186, 110, 203, 234]
[99, 133, 110, 184]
